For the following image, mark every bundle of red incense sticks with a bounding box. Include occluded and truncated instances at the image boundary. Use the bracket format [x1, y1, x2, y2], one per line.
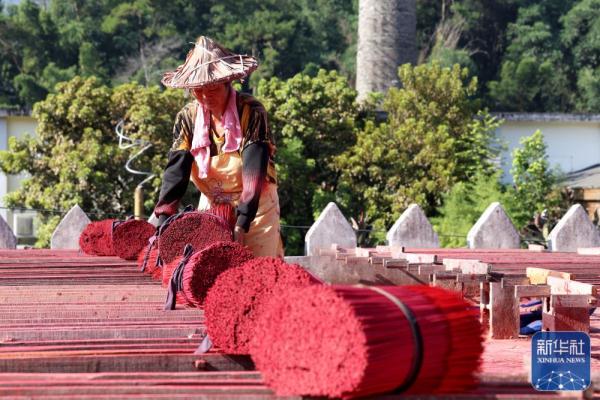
[137, 241, 160, 278]
[250, 285, 483, 398]
[79, 219, 115, 256]
[112, 219, 155, 260]
[158, 212, 232, 265]
[179, 241, 253, 308]
[205, 203, 237, 231]
[204, 257, 320, 354]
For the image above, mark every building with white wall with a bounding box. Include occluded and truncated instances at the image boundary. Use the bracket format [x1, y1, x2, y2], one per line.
[492, 113, 600, 217]
[0, 109, 38, 239]
[494, 113, 600, 180]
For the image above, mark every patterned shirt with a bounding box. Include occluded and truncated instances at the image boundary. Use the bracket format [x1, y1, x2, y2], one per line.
[154, 92, 276, 232]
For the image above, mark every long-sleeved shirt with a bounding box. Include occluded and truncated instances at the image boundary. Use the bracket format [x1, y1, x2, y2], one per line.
[153, 92, 277, 232]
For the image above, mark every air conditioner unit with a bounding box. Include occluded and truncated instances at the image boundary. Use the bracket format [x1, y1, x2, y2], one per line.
[13, 213, 35, 238]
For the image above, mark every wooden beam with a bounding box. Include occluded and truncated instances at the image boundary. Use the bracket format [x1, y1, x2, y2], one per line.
[546, 276, 597, 296]
[443, 258, 490, 274]
[577, 247, 600, 256]
[514, 285, 551, 298]
[526, 267, 573, 285]
[489, 282, 519, 339]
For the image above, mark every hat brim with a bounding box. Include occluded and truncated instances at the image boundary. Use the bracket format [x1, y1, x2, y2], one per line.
[162, 54, 258, 89]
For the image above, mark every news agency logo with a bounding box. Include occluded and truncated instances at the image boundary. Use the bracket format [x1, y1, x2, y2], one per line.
[531, 331, 591, 391]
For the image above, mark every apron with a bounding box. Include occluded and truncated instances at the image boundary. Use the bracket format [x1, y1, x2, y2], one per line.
[191, 151, 284, 258]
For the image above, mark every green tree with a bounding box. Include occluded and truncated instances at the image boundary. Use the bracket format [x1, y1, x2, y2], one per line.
[433, 130, 567, 248]
[0, 0, 358, 109]
[432, 171, 515, 247]
[508, 129, 559, 228]
[561, 0, 600, 112]
[0, 76, 185, 246]
[111, 81, 186, 209]
[206, 0, 356, 86]
[487, 1, 577, 111]
[256, 69, 367, 254]
[336, 63, 500, 243]
[450, 0, 519, 86]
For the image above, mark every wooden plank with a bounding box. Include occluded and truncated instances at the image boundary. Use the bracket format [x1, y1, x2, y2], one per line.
[343, 256, 370, 265]
[543, 309, 590, 333]
[354, 248, 376, 257]
[501, 276, 530, 286]
[577, 247, 600, 256]
[432, 272, 462, 293]
[0, 353, 254, 374]
[404, 253, 437, 264]
[383, 258, 408, 269]
[546, 276, 597, 296]
[526, 267, 573, 285]
[443, 258, 491, 274]
[550, 294, 595, 308]
[527, 244, 546, 252]
[417, 264, 446, 274]
[194, 353, 255, 371]
[369, 255, 389, 265]
[514, 285, 551, 298]
[489, 282, 519, 339]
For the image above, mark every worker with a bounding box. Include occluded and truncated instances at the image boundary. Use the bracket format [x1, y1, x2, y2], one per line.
[153, 36, 283, 257]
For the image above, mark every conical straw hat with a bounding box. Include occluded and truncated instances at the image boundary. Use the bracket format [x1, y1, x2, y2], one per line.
[162, 36, 258, 89]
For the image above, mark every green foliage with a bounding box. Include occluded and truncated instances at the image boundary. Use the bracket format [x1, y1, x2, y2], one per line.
[561, 0, 600, 112]
[449, 0, 519, 85]
[206, 0, 356, 88]
[433, 130, 567, 248]
[432, 171, 514, 247]
[429, 44, 477, 75]
[0, 0, 355, 109]
[336, 63, 500, 242]
[509, 129, 559, 227]
[256, 69, 366, 255]
[488, 2, 576, 111]
[0, 76, 185, 247]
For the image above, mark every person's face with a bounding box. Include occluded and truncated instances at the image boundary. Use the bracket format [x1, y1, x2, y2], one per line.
[192, 83, 229, 111]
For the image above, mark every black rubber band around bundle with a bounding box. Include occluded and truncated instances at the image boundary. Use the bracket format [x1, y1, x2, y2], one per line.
[357, 285, 424, 393]
[164, 244, 195, 311]
[157, 204, 195, 237]
[152, 205, 195, 269]
[111, 215, 135, 234]
[140, 235, 156, 273]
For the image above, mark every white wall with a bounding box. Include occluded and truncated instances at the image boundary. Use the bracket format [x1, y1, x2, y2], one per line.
[495, 117, 600, 182]
[0, 114, 37, 233]
[0, 118, 7, 223]
[6, 117, 36, 193]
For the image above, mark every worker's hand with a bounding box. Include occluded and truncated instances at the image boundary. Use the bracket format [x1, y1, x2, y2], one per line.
[234, 226, 245, 245]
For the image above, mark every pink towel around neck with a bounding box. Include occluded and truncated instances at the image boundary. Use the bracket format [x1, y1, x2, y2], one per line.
[190, 87, 242, 179]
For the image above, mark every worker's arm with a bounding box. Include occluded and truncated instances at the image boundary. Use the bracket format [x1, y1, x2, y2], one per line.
[154, 106, 194, 219]
[236, 105, 271, 233]
[236, 141, 269, 232]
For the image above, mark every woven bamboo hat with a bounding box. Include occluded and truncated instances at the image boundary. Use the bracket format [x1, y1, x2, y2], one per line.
[162, 36, 258, 89]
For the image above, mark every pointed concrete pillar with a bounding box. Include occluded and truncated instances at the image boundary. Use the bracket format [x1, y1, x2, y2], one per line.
[548, 204, 600, 252]
[0, 214, 17, 249]
[50, 205, 91, 249]
[305, 202, 356, 256]
[467, 202, 520, 249]
[386, 204, 438, 248]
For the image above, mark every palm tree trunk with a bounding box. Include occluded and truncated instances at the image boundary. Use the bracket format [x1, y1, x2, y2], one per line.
[356, 0, 417, 103]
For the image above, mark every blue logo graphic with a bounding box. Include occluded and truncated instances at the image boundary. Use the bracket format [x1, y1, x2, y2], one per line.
[531, 331, 590, 391]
